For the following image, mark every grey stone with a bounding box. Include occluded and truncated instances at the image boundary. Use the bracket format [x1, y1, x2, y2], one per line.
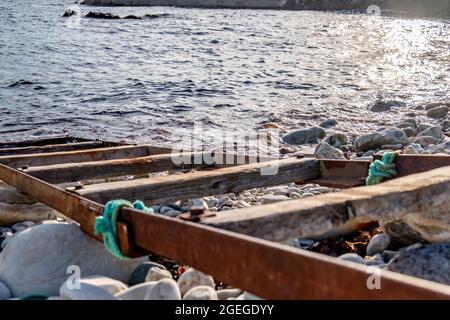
[128, 261, 167, 286]
[115, 282, 155, 300]
[0, 222, 146, 297]
[0, 202, 58, 226]
[177, 269, 215, 296]
[441, 119, 450, 130]
[314, 142, 345, 160]
[403, 118, 417, 127]
[362, 150, 375, 157]
[187, 198, 209, 210]
[164, 210, 182, 217]
[354, 127, 408, 152]
[60, 278, 117, 300]
[416, 123, 431, 134]
[370, 100, 404, 112]
[146, 278, 181, 300]
[0, 227, 12, 236]
[402, 127, 416, 138]
[67, 275, 127, 295]
[403, 143, 424, 154]
[325, 133, 348, 148]
[0, 281, 11, 300]
[0, 234, 13, 250]
[426, 105, 448, 118]
[380, 144, 403, 150]
[257, 194, 291, 204]
[236, 292, 263, 300]
[216, 288, 242, 300]
[388, 243, 450, 285]
[0, 184, 36, 204]
[416, 126, 443, 139]
[319, 119, 338, 128]
[11, 221, 35, 233]
[145, 267, 173, 282]
[382, 250, 399, 262]
[366, 233, 390, 256]
[337, 253, 366, 265]
[396, 122, 415, 130]
[411, 136, 440, 148]
[282, 126, 326, 145]
[183, 285, 218, 300]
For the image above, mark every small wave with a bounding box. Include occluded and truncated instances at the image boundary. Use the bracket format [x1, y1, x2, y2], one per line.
[7, 80, 35, 88]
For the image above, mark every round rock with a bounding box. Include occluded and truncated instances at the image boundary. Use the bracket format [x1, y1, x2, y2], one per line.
[146, 278, 181, 300]
[183, 285, 218, 300]
[0, 281, 12, 300]
[388, 243, 450, 285]
[366, 233, 390, 256]
[0, 222, 146, 297]
[128, 261, 167, 286]
[177, 269, 215, 297]
[337, 253, 366, 265]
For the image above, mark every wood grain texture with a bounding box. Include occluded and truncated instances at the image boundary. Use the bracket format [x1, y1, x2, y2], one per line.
[0, 145, 156, 168]
[24, 152, 273, 184]
[202, 165, 450, 242]
[76, 157, 320, 204]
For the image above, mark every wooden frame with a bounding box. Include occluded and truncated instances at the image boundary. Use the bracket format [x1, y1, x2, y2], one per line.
[0, 136, 449, 300]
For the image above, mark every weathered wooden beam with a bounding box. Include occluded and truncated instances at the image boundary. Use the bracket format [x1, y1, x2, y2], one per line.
[1, 163, 449, 299]
[0, 141, 109, 156]
[76, 157, 321, 204]
[202, 165, 450, 242]
[0, 136, 91, 149]
[24, 152, 274, 184]
[0, 145, 170, 168]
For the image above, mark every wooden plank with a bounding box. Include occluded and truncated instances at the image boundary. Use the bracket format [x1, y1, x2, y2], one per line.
[24, 152, 274, 184]
[202, 165, 450, 242]
[0, 141, 109, 156]
[0, 163, 449, 299]
[76, 157, 321, 204]
[0, 145, 154, 168]
[0, 136, 91, 148]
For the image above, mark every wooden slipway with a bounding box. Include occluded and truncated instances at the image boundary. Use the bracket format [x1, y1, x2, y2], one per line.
[0, 136, 449, 300]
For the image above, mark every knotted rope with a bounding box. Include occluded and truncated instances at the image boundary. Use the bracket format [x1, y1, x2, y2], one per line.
[94, 199, 153, 260]
[366, 151, 398, 185]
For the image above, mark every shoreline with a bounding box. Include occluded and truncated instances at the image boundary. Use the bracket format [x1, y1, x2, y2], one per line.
[80, 0, 450, 17]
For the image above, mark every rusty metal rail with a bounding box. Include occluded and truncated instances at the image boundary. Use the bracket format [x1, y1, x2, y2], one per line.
[0, 136, 449, 300]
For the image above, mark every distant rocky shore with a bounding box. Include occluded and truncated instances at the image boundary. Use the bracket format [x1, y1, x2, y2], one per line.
[80, 0, 450, 17]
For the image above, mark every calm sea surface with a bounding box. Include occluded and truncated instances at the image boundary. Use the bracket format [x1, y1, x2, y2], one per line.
[0, 0, 449, 145]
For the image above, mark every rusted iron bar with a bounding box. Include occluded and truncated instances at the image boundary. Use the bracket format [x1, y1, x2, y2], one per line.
[120, 204, 450, 299]
[1, 163, 449, 299]
[306, 159, 370, 188]
[0, 145, 166, 169]
[374, 154, 450, 178]
[75, 157, 321, 204]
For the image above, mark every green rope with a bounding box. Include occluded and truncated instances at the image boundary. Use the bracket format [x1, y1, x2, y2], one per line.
[94, 200, 153, 260]
[366, 151, 398, 185]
